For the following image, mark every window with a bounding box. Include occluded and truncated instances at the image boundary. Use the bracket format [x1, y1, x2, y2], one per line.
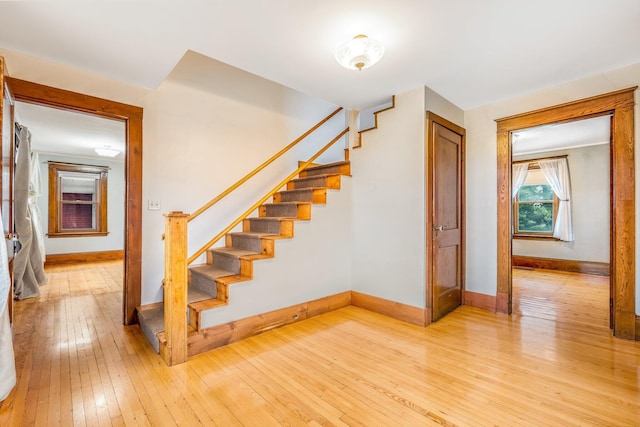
[48, 162, 108, 237]
[513, 164, 558, 238]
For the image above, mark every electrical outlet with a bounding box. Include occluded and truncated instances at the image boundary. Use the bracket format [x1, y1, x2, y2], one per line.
[148, 200, 161, 211]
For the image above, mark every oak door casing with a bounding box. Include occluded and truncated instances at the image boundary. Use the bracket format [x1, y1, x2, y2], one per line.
[4, 75, 143, 325]
[495, 87, 636, 340]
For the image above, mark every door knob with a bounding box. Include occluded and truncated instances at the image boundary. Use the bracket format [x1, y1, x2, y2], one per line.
[433, 225, 444, 232]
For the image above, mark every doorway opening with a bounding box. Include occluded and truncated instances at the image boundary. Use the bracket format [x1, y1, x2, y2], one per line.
[510, 116, 611, 329]
[496, 87, 637, 340]
[14, 100, 126, 288]
[5, 77, 143, 325]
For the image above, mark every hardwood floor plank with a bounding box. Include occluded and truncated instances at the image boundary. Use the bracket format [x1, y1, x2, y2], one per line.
[1, 262, 638, 426]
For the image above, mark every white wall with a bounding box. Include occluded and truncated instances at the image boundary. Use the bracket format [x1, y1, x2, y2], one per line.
[35, 153, 125, 255]
[465, 62, 640, 313]
[350, 87, 426, 307]
[513, 144, 610, 262]
[425, 86, 465, 127]
[349, 86, 463, 308]
[0, 49, 348, 318]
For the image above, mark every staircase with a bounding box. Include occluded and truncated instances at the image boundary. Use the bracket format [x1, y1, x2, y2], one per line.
[137, 160, 351, 355]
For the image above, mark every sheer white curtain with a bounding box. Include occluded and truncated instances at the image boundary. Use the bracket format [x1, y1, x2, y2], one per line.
[29, 152, 46, 259]
[512, 162, 530, 198]
[539, 158, 574, 241]
[0, 206, 16, 401]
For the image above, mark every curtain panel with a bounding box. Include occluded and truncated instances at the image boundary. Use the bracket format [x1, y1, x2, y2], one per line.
[512, 162, 530, 199]
[539, 158, 574, 241]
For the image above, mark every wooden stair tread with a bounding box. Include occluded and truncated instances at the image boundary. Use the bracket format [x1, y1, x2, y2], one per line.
[188, 298, 227, 312]
[246, 216, 294, 222]
[215, 274, 252, 285]
[273, 188, 328, 204]
[137, 301, 163, 312]
[262, 201, 310, 207]
[276, 187, 331, 194]
[244, 216, 296, 228]
[277, 187, 327, 193]
[302, 160, 350, 172]
[290, 173, 340, 183]
[189, 264, 236, 280]
[300, 161, 350, 176]
[227, 231, 278, 238]
[188, 286, 216, 304]
[210, 247, 261, 257]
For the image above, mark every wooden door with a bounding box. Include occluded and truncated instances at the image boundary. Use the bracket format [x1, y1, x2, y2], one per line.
[428, 113, 465, 322]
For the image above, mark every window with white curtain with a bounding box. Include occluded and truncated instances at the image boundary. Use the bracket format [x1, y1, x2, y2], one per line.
[513, 163, 558, 237]
[512, 156, 573, 241]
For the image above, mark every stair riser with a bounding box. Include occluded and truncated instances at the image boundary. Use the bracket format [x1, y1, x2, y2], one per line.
[259, 203, 310, 220]
[206, 251, 254, 277]
[189, 270, 219, 297]
[273, 189, 326, 204]
[299, 163, 350, 177]
[226, 234, 260, 252]
[287, 175, 340, 190]
[210, 252, 240, 274]
[138, 310, 162, 354]
[243, 218, 294, 237]
[243, 218, 280, 234]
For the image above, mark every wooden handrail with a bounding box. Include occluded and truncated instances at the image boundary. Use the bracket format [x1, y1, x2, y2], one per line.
[188, 107, 343, 222]
[187, 127, 349, 264]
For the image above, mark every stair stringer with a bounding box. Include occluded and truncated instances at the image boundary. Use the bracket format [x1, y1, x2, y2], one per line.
[198, 177, 352, 328]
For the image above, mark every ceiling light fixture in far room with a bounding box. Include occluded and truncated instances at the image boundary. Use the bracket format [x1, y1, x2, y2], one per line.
[335, 34, 385, 71]
[94, 146, 119, 157]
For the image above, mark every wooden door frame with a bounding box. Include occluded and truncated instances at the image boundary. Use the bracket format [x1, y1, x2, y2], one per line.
[5, 77, 143, 325]
[426, 111, 466, 324]
[496, 87, 637, 339]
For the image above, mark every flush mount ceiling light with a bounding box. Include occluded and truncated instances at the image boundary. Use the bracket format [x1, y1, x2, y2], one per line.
[335, 34, 385, 71]
[95, 146, 119, 157]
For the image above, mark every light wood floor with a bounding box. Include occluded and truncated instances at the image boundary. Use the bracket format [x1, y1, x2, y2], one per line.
[1, 262, 639, 426]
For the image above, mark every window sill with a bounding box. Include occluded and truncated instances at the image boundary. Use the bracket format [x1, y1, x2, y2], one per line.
[513, 234, 560, 241]
[48, 232, 109, 238]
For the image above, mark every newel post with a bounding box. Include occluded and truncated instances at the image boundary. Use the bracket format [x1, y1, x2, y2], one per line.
[162, 211, 189, 365]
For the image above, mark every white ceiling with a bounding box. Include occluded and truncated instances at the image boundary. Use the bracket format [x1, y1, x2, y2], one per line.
[14, 102, 126, 161]
[2, 1, 636, 159]
[0, 0, 639, 111]
[512, 115, 610, 156]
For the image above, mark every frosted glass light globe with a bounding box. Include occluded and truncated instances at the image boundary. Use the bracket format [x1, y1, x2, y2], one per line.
[335, 35, 385, 71]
